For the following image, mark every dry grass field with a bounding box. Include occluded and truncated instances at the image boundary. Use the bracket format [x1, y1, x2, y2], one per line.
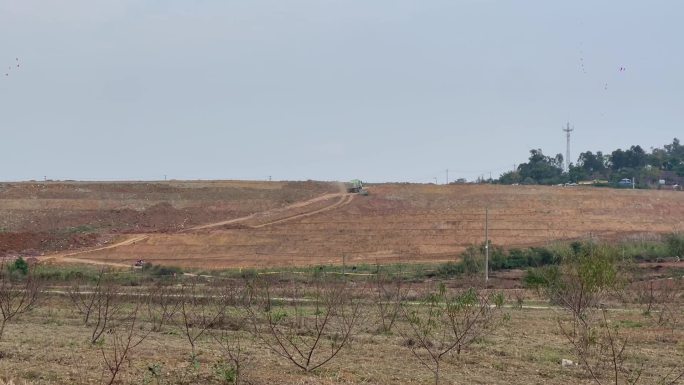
[0, 279, 681, 385]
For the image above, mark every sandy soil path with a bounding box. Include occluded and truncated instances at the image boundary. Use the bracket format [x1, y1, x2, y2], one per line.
[43, 193, 354, 268]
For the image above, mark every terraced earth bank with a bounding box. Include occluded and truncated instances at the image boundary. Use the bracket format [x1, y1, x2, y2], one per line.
[1, 181, 683, 268]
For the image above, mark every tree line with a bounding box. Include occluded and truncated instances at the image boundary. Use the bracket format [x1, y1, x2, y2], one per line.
[497, 138, 684, 186]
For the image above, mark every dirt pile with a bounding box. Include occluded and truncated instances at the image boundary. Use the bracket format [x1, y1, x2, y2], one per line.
[0, 232, 101, 257]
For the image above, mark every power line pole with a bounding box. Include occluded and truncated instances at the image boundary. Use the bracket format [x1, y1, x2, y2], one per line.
[563, 122, 574, 172]
[446, 169, 449, 185]
[484, 207, 489, 284]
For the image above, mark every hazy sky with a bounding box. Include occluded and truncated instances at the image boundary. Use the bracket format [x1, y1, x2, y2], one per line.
[1, 1, 682, 183]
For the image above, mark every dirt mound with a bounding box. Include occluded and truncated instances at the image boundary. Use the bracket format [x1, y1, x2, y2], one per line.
[0, 180, 337, 233]
[0, 232, 101, 257]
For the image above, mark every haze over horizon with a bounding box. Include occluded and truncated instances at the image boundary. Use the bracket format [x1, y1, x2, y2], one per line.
[1, 1, 682, 183]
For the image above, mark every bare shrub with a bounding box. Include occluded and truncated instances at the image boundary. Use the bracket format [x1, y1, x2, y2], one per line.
[67, 268, 105, 326]
[175, 279, 227, 356]
[374, 274, 408, 334]
[100, 302, 150, 385]
[0, 263, 41, 340]
[511, 289, 525, 309]
[66, 268, 124, 344]
[633, 277, 681, 329]
[212, 330, 249, 385]
[246, 276, 362, 372]
[398, 283, 504, 385]
[145, 282, 180, 333]
[207, 280, 254, 385]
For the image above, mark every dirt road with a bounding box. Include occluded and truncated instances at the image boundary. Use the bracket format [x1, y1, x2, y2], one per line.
[42, 235, 149, 263]
[184, 192, 351, 231]
[44, 192, 354, 268]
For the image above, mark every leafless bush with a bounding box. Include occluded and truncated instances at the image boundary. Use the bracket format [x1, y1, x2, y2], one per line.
[246, 276, 362, 372]
[175, 279, 227, 356]
[374, 274, 408, 334]
[212, 329, 249, 385]
[209, 280, 254, 385]
[511, 289, 525, 309]
[68, 268, 105, 326]
[633, 277, 681, 328]
[145, 282, 180, 333]
[66, 268, 124, 344]
[0, 264, 41, 340]
[99, 302, 150, 385]
[398, 284, 504, 385]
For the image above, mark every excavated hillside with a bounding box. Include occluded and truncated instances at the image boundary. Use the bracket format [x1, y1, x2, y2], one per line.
[2, 181, 683, 268]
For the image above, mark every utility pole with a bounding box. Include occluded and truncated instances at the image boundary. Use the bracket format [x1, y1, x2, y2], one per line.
[484, 207, 489, 283]
[446, 169, 449, 185]
[563, 122, 574, 172]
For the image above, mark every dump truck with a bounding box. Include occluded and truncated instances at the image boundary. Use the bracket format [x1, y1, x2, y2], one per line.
[346, 179, 369, 195]
[346, 179, 363, 193]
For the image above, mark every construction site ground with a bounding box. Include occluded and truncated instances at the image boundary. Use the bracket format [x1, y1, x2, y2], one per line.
[1, 180, 683, 269]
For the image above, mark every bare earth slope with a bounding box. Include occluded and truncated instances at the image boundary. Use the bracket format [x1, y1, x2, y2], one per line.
[2, 181, 683, 268]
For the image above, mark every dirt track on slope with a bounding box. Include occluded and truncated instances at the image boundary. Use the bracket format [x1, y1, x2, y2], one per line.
[43, 192, 354, 268]
[185, 192, 352, 231]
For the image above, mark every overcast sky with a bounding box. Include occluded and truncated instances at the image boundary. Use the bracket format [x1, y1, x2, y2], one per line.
[1, 1, 682, 183]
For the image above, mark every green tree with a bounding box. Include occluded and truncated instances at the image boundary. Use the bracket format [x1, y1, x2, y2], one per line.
[497, 170, 521, 184]
[577, 151, 607, 175]
[517, 149, 566, 184]
[610, 145, 647, 171]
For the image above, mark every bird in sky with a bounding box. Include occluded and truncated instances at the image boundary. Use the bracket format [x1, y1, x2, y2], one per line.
[4, 57, 21, 77]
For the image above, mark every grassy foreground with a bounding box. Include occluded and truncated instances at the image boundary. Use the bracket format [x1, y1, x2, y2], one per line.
[0, 239, 682, 385]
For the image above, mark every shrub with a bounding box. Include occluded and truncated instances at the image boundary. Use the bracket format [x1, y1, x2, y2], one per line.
[522, 266, 559, 289]
[665, 233, 684, 257]
[437, 262, 463, 277]
[142, 263, 183, 277]
[11, 258, 28, 275]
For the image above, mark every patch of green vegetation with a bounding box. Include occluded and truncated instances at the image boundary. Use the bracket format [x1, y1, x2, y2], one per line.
[540, 348, 564, 365]
[10, 257, 29, 275]
[34, 264, 144, 285]
[33, 233, 683, 287]
[617, 319, 644, 329]
[141, 263, 183, 277]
